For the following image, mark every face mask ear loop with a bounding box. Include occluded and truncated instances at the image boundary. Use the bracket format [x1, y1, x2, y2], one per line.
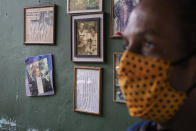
[186, 83, 196, 96]
[171, 50, 196, 66]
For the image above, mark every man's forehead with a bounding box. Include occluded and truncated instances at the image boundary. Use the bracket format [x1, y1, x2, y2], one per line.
[123, 0, 179, 38]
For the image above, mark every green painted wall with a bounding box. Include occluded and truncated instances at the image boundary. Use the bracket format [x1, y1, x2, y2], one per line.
[0, 0, 139, 130]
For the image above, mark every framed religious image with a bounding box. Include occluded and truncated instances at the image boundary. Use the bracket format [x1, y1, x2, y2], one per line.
[24, 6, 55, 44]
[25, 54, 54, 96]
[110, 0, 140, 38]
[67, 0, 102, 14]
[74, 66, 102, 115]
[113, 52, 125, 103]
[71, 13, 104, 62]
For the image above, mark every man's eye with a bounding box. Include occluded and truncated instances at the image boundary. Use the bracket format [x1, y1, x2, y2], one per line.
[144, 41, 154, 48]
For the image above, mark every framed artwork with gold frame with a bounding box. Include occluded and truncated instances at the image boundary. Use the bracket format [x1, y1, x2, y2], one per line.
[67, 0, 103, 14]
[74, 66, 102, 115]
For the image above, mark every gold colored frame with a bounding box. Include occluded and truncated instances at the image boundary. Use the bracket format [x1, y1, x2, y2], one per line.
[73, 66, 102, 115]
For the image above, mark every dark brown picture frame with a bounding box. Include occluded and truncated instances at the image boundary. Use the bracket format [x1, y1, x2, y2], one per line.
[71, 13, 104, 62]
[73, 66, 102, 115]
[113, 52, 126, 103]
[24, 5, 55, 45]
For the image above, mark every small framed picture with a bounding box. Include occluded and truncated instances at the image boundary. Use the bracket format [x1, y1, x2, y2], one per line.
[24, 6, 55, 44]
[113, 52, 125, 103]
[71, 13, 104, 62]
[25, 54, 54, 96]
[67, 0, 102, 14]
[74, 66, 102, 115]
[110, 0, 140, 38]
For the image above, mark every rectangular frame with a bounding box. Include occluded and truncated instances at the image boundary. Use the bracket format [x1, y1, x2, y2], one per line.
[113, 52, 125, 103]
[25, 54, 55, 96]
[67, 0, 103, 14]
[24, 5, 55, 44]
[71, 13, 104, 62]
[74, 66, 102, 115]
[110, 0, 139, 38]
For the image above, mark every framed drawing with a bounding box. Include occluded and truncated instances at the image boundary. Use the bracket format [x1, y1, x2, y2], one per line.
[67, 0, 102, 14]
[110, 0, 140, 38]
[25, 54, 54, 96]
[113, 52, 125, 103]
[74, 66, 102, 115]
[71, 13, 104, 62]
[24, 6, 55, 44]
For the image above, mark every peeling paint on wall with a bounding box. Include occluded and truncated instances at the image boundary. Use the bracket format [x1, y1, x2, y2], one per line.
[27, 128, 51, 131]
[0, 117, 16, 131]
[27, 128, 39, 131]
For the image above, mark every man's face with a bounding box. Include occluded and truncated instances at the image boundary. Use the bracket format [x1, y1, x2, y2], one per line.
[123, 0, 194, 91]
[35, 68, 40, 77]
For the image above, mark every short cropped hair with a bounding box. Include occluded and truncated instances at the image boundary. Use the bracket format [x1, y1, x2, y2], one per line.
[178, 0, 196, 51]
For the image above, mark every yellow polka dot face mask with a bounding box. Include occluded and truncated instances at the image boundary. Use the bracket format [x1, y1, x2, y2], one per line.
[118, 51, 187, 123]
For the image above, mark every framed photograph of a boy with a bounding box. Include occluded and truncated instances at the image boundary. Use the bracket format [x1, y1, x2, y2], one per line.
[113, 52, 125, 103]
[67, 0, 102, 14]
[24, 6, 55, 44]
[71, 13, 104, 62]
[25, 54, 54, 96]
[74, 66, 102, 115]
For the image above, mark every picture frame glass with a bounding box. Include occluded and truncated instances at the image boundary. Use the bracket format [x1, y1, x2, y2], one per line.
[68, 0, 102, 13]
[114, 53, 125, 103]
[24, 6, 54, 44]
[72, 14, 104, 62]
[74, 67, 101, 115]
[25, 54, 54, 96]
[111, 0, 140, 38]
[75, 19, 100, 57]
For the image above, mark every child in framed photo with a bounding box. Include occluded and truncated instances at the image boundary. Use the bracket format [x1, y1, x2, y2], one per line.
[76, 20, 99, 56]
[72, 13, 104, 62]
[25, 54, 54, 96]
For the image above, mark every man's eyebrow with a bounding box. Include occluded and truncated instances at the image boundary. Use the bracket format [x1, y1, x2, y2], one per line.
[122, 29, 161, 38]
[138, 30, 161, 37]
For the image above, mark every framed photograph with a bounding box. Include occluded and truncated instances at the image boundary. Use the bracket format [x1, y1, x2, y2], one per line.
[113, 52, 125, 103]
[110, 0, 140, 38]
[74, 66, 102, 115]
[71, 13, 104, 62]
[67, 0, 102, 14]
[24, 6, 55, 44]
[25, 54, 54, 96]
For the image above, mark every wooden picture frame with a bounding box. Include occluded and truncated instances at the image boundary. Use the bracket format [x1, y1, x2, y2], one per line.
[110, 0, 140, 38]
[113, 52, 125, 103]
[24, 5, 55, 44]
[74, 66, 102, 115]
[67, 0, 103, 14]
[71, 13, 104, 62]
